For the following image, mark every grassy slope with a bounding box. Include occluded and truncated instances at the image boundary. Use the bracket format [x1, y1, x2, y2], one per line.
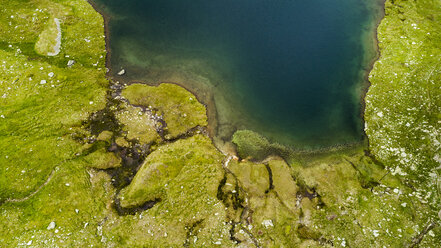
[366, 0, 441, 223]
[122, 83, 207, 140]
[0, 0, 107, 201]
[0, 0, 110, 246]
[0, 0, 440, 247]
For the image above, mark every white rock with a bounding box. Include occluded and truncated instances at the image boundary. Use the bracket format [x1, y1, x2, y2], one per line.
[48, 72, 54, 78]
[373, 230, 380, 237]
[117, 69, 126, 76]
[262, 219, 274, 228]
[40, 80, 47, 85]
[47, 221, 56, 230]
[75, 209, 79, 214]
[47, 18, 61, 56]
[26, 240, 32, 246]
[377, 111, 384, 117]
[401, 203, 407, 207]
[67, 60, 75, 67]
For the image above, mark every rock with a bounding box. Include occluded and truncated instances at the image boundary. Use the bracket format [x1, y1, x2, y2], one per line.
[97, 130, 113, 142]
[48, 72, 54, 78]
[47, 221, 56, 230]
[40, 80, 47, 85]
[117, 69, 126, 76]
[67, 60, 75, 67]
[262, 219, 274, 228]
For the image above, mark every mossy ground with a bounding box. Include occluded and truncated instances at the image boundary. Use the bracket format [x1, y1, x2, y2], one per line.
[365, 0, 441, 244]
[122, 83, 207, 140]
[0, 0, 440, 247]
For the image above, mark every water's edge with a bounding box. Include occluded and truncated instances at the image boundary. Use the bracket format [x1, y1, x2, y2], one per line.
[87, 0, 386, 156]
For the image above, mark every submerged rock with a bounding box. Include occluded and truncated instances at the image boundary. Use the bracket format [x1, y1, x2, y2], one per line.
[117, 69, 126, 76]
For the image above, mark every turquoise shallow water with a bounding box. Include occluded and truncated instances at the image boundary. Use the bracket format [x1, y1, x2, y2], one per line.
[93, 0, 383, 149]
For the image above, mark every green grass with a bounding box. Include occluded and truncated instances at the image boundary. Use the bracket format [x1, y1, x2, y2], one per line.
[365, 0, 441, 233]
[116, 103, 160, 145]
[122, 83, 207, 140]
[0, 0, 107, 202]
[35, 17, 60, 56]
[1, 0, 440, 247]
[118, 134, 224, 209]
[232, 129, 292, 162]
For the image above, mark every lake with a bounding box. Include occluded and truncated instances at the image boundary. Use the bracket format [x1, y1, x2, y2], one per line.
[92, 0, 384, 149]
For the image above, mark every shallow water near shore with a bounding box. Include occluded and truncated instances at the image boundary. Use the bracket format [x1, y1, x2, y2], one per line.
[92, 0, 384, 149]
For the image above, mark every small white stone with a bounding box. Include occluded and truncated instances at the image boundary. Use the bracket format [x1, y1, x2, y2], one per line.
[75, 209, 79, 214]
[377, 111, 384, 117]
[117, 69, 126, 76]
[89, 101, 93, 105]
[55, 229, 59, 233]
[262, 219, 274, 228]
[47, 221, 56, 230]
[373, 230, 380, 237]
[26, 240, 32, 246]
[65, 183, 70, 186]
[40, 80, 47, 85]
[428, 230, 435, 237]
[401, 203, 407, 207]
[48, 72, 54, 78]
[67, 60, 75, 67]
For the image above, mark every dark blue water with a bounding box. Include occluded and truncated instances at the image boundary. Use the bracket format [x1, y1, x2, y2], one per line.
[93, 0, 383, 149]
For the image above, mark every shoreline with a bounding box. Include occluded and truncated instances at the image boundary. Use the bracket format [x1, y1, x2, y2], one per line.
[87, 0, 229, 155]
[359, 0, 386, 152]
[87, 0, 386, 156]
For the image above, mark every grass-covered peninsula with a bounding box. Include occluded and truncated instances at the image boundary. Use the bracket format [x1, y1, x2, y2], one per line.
[0, 0, 440, 247]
